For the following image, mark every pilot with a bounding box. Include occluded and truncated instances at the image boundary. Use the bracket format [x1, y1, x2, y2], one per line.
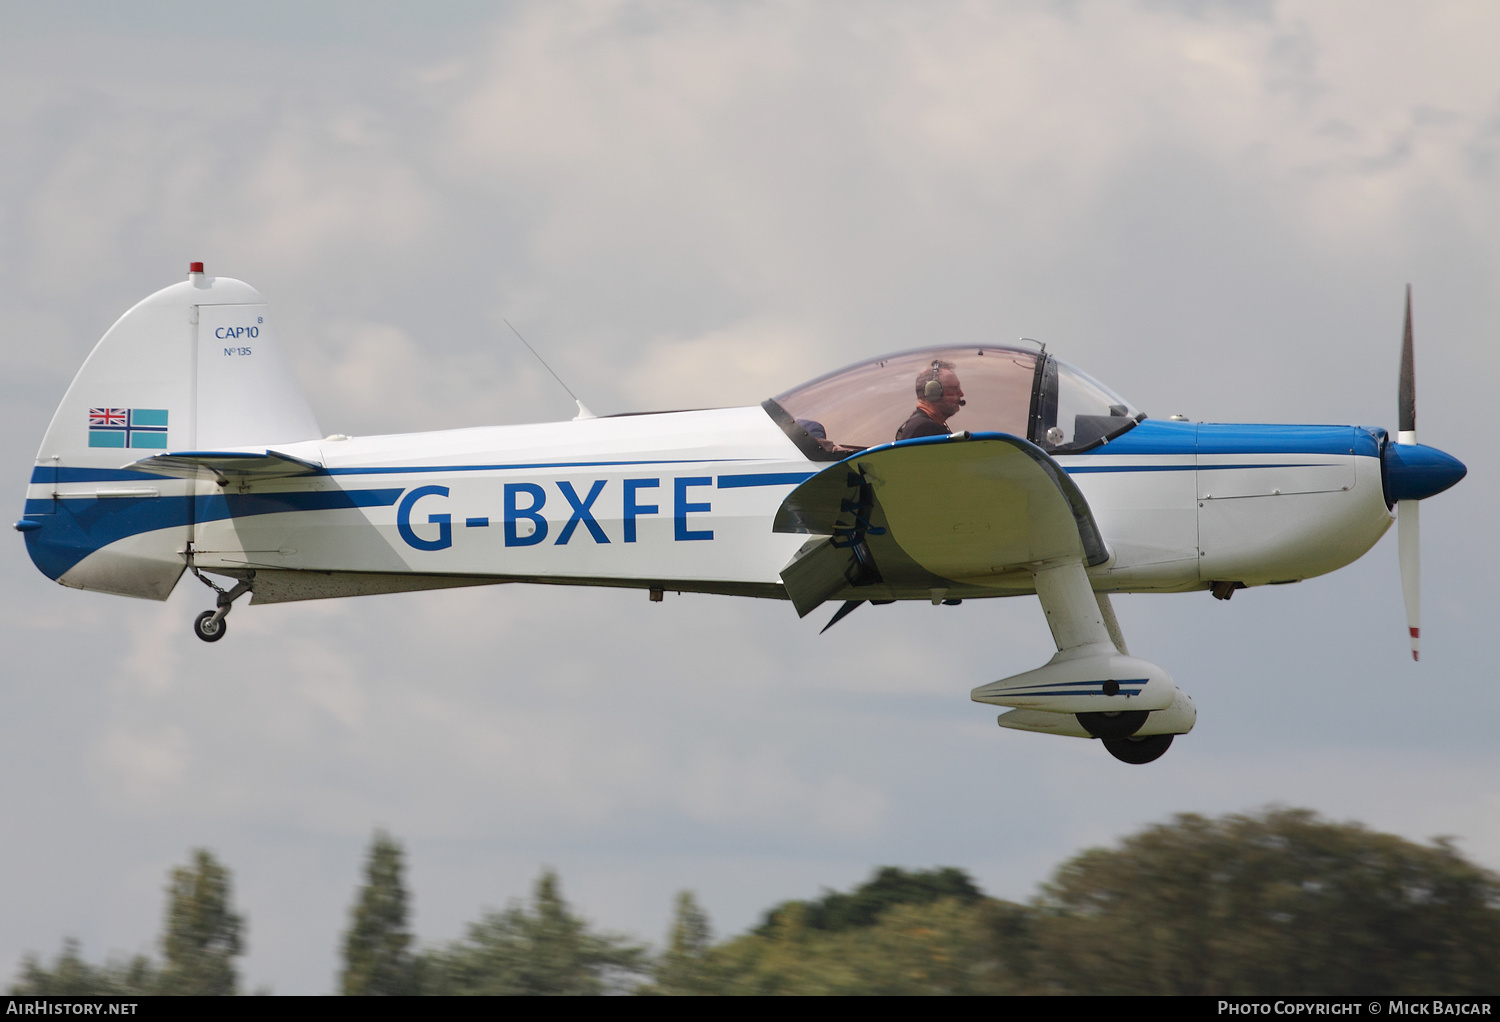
[896, 360, 965, 440]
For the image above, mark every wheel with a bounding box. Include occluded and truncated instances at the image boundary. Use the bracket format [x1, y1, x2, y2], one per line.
[193, 610, 227, 643]
[1102, 733, 1173, 764]
[1076, 710, 1149, 740]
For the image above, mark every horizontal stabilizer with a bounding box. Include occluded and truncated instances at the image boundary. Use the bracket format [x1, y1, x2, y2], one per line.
[128, 450, 323, 482]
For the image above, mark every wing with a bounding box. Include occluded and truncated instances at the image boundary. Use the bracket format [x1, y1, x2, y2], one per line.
[126, 450, 323, 483]
[773, 432, 1107, 615]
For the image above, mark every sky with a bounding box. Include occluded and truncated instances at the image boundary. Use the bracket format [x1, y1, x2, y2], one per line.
[1, 0, 1496, 995]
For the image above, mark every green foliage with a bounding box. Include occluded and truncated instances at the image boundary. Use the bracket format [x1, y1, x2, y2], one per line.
[757, 866, 985, 934]
[9, 849, 244, 997]
[157, 849, 245, 996]
[14, 810, 1500, 996]
[418, 870, 647, 995]
[642, 868, 1028, 995]
[703, 897, 1028, 995]
[644, 891, 717, 995]
[641, 813, 1500, 996]
[7, 939, 158, 996]
[341, 830, 417, 996]
[1030, 807, 1500, 996]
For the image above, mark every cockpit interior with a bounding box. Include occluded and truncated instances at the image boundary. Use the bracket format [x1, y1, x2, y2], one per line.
[765, 346, 1143, 461]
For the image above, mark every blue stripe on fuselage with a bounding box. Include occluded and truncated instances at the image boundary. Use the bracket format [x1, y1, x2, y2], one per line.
[1087, 419, 1197, 456]
[1094, 420, 1378, 458]
[1065, 463, 1319, 474]
[21, 488, 403, 581]
[31, 458, 758, 485]
[21, 467, 816, 583]
[321, 458, 742, 476]
[32, 467, 166, 484]
[717, 472, 817, 488]
[1196, 423, 1373, 457]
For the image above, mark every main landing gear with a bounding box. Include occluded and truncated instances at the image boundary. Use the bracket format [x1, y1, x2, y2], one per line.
[1076, 710, 1175, 764]
[190, 568, 253, 643]
[1101, 733, 1174, 765]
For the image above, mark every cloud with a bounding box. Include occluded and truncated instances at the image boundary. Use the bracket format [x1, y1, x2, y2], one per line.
[439, 1, 1500, 272]
[228, 120, 436, 269]
[95, 727, 190, 806]
[620, 319, 824, 409]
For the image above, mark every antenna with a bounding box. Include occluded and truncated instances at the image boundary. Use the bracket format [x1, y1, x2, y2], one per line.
[503, 319, 595, 420]
[1018, 336, 1047, 353]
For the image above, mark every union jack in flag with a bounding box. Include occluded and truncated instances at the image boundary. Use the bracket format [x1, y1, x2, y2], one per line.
[88, 407, 168, 449]
[89, 408, 128, 428]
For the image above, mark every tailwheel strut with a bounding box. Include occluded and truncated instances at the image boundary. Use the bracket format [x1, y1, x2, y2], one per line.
[190, 568, 253, 643]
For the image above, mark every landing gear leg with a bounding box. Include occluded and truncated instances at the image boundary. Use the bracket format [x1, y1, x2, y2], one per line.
[190, 569, 253, 643]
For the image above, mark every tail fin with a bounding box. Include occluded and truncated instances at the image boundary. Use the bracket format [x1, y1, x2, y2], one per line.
[19, 263, 322, 598]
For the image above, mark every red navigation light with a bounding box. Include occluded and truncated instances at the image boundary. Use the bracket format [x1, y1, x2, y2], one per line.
[189, 262, 204, 273]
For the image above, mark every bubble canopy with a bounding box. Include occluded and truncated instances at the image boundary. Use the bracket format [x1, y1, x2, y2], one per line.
[765, 345, 1143, 461]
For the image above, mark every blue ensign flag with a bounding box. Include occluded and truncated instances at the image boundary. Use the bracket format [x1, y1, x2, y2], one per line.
[88, 407, 168, 449]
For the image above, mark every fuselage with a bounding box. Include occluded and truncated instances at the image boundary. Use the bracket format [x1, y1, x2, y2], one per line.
[22, 406, 1394, 606]
[14, 273, 1401, 607]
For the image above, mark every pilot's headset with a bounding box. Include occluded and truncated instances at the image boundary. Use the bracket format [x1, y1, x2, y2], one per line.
[919, 361, 965, 406]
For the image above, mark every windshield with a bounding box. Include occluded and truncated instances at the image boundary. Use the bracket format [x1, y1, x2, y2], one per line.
[1034, 357, 1143, 453]
[767, 345, 1141, 459]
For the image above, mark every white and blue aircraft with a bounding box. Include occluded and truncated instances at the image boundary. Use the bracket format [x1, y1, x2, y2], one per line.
[16, 265, 1466, 763]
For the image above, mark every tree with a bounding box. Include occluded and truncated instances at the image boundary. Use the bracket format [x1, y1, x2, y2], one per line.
[704, 897, 1024, 995]
[757, 866, 986, 933]
[156, 849, 244, 996]
[419, 870, 647, 995]
[694, 867, 1027, 995]
[1031, 807, 1500, 995]
[7, 939, 157, 996]
[648, 891, 716, 995]
[341, 830, 417, 995]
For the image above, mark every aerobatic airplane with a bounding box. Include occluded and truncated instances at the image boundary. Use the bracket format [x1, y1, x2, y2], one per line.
[15, 264, 1466, 763]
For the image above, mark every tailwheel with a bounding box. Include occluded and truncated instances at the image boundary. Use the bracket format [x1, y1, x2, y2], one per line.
[193, 610, 228, 643]
[188, 569, 252, 644]
[1102, 733, 1173, 764]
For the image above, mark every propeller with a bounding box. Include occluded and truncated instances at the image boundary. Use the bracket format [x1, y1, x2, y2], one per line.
[1397, 286, 1420, 661]
[1383, 286, 1466, 661]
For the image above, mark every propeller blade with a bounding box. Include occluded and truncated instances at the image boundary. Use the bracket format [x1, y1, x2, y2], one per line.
[1396, 286, 1419, 660]
[1399, 284, 1416, 443]
[1398, 499, 1420, 661]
